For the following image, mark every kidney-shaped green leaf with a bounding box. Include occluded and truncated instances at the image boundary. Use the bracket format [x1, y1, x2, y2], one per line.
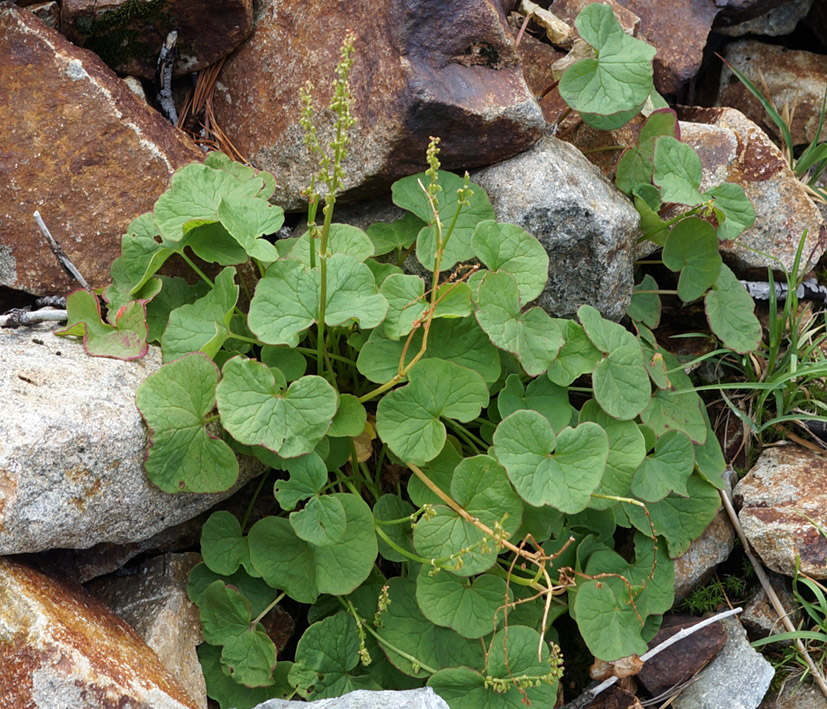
[216, 356, 338, 458]
[492, 411, 608, 513]
[376, 359, 489, 466]
[136, 353, 239, 492]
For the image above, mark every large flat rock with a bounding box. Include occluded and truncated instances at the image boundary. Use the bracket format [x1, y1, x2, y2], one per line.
[0, 324, 262, 554]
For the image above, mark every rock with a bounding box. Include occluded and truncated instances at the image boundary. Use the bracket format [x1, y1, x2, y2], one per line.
[60, 0, 253, 78]
[27, 0, 58, 27]
[86, 553, 207, 709]
[715, 0, 814, 36]
[717, 40, 827, 146]
[734, 444, 827, 579]
[471, 134, 639, 321]
[759, 678, 827, 708]
[252, 688, 449, 709]
[673, 507, 736, 599]
[636, 614, 727, 698]
[741, 573, 800, 648]
[671, 616, 774, 709]
[0, 3, 203, 297]
[552, 0, 641, 36]
[0, 324, 263, 554]
[0, 556, 199, 708]
[615, 0, 720, 95]
[514, 30, 565, 99]
[677, 106, 826, 276]
[212, 0, 544, 211]
[583, 686, 643, 708]
[715, 0, 794, 25]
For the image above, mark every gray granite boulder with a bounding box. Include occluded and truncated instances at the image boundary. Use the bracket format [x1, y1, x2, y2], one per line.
[252, 688, 449, 709]
[0, 324, 263, 554]
[472, 134, 639, 321]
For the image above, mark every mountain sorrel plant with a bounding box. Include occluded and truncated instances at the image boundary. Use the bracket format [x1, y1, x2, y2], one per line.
[58, 12, 765, 708]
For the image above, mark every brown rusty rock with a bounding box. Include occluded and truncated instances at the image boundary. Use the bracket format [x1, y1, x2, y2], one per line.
[86, 553, 208, 709]
[615, 0, 720, 95]
[0, 4, 203, 297]
[734, 444, 827, 579]
[213, 0, 545, 211]
[514, 30, 565, 98]
[636, 614, 726, 697]
[0, 556, 199, 708]
[717, 40, 827, 146]
[552, 0, 641, 35]
[677, 106, 826, 276]
[60, 0, 253, 78]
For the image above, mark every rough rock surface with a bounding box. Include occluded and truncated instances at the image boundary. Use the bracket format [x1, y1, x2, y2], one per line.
[671, 616, 774, 709]
[677, 107, 826, 276]
[252, 688, 449, 709]
[673, 507, 736, 599]
[471, 135, 639, 321]
[0, 324, 262, 554]
[716, 0, 814, 36]
[759, 679, 827, 708]
[60, 0, 253, 78]
[717, 40, 827, 146]
[741, 573, 799, 648]
[86, 553, 207, 709]
[636, 614, 727, 697]
[734, 444, 827, 579]
[213, 0, 545, 211]
[0, 556, 199, 708]
[615, 0, 720, 95]
[0, 3, 203, 297]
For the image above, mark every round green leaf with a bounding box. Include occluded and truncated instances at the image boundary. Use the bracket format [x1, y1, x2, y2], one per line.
[247, 494, 378, 604]
[416, 568, 509, 638]
[161, 267, 239, 361]
[289, 612, 371, 699]
[199, 581, 277, 688]
[288, 223, 374, 264]
[376, 359, 489, 466]
[470, 220, 549, 302]
[289, 495, 347, 546]
[592, 345, 651, 420]
[427, 626, 559, 708]
[497, 374, 573, 434]
[201, 511, 247, 575]
[558, 3, 656, 117]
[375, 578, 484, 678]
[705, 264, 762, 353]
[662, 217, 722, 302]
[322, 253, 388, 330]
[653, 136, 704, 206]
[328, 393, 367, 438]
[546, 319, 602, 386]
[216, 357, 337, 458]
[248, 259, 317, 347]
[574, 579, 649, 661]
[357, 316, 501, 385]
[579, 400, 646, 509]
[623, 475, 721, 557]
[475, 271, 563, 376]
[272, 452, 328, 511]
[136, 353, 239, 493]
[631, 430, 695, 502]
[492, 411, 608, 513]
[380, 273, 426, 340]
[707, 182, 755, 241]
[260, 345, 307, 381]
[413, 455, 523, 577]
[392, 170, 495, 272]
[216, 194, 282, 262]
